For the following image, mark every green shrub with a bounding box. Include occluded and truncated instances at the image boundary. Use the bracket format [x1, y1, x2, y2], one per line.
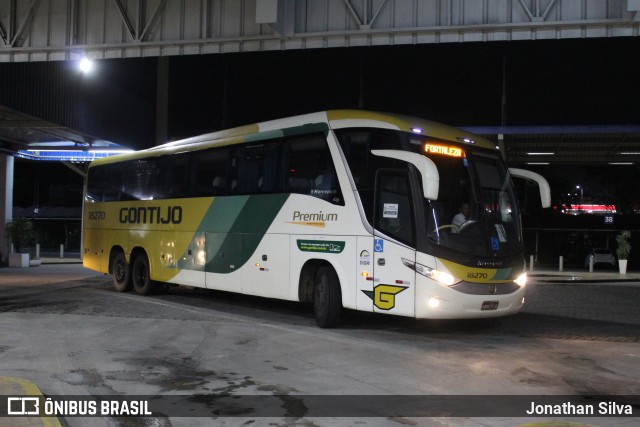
[5, 217, 36, 253]
[615, 230, 632, 260]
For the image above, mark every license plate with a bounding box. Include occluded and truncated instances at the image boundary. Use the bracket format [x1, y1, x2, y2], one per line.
[481, 301, 499, 311]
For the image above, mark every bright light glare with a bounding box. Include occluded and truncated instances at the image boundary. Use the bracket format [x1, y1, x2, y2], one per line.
[79, 58, 93, 73]
[88, 149, 134, 154]
[431, 270, 456, 286]
[411, 127, 423, 134]
[428, 297, 440, 308]
[515, 272, 527, 287]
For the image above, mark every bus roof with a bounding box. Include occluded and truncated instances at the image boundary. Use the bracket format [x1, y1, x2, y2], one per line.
[89, 110, 496, 166]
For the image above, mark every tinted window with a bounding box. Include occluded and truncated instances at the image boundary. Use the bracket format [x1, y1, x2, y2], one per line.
[163, 152, 192, 198]
[282, 134, 344, 205]
[86, 133, 344, 205]
[123, 160, 159, 200]
[233, 143, 279, 194]
[87, 163, 126, 202]
[194, 148, 229, 196]
[335, 128, 405, 222]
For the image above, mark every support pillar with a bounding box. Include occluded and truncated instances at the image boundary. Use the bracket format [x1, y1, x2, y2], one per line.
[155, 56, 169, 146]
[1, 154, 14, 264]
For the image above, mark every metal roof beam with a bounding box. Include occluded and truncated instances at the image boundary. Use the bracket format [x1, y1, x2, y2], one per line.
[113, 0, 137, 41]
[2, 0, 638, 61]
[463, 125, 640, 136]
[0, 120, 63, 129]
[8, 0, 42, 47]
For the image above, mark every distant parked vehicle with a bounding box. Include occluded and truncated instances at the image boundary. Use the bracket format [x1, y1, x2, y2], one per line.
[584, 248, 616, 267]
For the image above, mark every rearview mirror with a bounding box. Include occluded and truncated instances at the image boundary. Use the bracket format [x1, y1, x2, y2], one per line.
[509, 168, 551, 208]
[372, 150, 439, 200]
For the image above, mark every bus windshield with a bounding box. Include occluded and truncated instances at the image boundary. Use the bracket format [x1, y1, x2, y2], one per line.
[335, 127, 522, 259]
[409, 138, 522, 258]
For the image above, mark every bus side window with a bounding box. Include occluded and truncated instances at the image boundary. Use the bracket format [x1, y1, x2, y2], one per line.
[260, 143, 279, 192]
[234, 142, 279, 195]
[167, 152, 191, 198]
[123, 160, 158, 201]
[194, 148, 229, 197]
[105, 163, 126, 201]
[235, 145, 263, 194]
[282, 134, 344, 205]
[87, 167, 105, 202]
[87, 163, 126, 202]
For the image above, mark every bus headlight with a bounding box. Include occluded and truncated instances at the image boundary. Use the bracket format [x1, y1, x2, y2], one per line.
[402, 258, 461, 287]
[430, 270, 457, 286]
[514, 272, 527, 287]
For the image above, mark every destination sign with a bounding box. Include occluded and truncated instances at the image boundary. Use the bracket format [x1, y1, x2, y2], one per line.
[424, 143, 463, 158]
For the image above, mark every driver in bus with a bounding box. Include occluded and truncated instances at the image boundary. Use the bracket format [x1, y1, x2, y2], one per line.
[452, 202, 470, 233]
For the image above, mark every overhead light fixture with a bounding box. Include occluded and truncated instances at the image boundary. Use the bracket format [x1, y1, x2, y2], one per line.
[18, 149, 127, 162]
[88, 149, 134, 154]
[526, 152, 555, 156]
[618, 152, 640, 155]
[456, 137, 476, 144]
[79, 57, 93, 73]
[526, 162, 550, 165]
[609, 162, 634, 165]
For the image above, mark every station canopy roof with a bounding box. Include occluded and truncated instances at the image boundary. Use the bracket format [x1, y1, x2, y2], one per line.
[464, 125, 640, 166]
[0, 105, 131, 162]
[2, 104, 640, 166]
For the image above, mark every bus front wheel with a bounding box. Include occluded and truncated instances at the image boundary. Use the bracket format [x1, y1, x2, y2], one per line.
[112, 252, 131, 292]
[314, 266, 342, 328]
[132, 254, 153, 295]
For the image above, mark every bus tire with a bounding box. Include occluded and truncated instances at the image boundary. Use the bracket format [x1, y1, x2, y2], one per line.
[314, 266, 342, 328]
[112, 252, 131, 292]
[132, 254, 154, 295]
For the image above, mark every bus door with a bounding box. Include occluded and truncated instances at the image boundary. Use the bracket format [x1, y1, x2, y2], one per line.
[370, 170, 416, 317]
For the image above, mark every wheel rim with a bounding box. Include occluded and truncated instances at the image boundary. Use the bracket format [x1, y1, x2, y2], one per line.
[114, 260, 125, 282]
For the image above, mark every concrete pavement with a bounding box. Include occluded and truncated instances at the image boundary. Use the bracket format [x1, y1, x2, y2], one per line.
[529, 268, 640, 284]
[1, 262, 638, 427]
[4, 259, 639, 285]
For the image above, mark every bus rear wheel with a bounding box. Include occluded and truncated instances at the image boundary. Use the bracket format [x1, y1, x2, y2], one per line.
[112, 252, 131, 292]
[132, 254, 154, 295]
[314, 266, 342, 328]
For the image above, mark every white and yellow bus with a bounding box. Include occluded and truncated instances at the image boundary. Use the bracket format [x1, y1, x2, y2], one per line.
[82, 110, 550, 328]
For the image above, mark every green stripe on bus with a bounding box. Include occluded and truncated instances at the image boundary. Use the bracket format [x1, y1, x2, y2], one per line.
[204, 193, 290, 273]
[491, 268, 514, 280]
[199, 196, 250, 232]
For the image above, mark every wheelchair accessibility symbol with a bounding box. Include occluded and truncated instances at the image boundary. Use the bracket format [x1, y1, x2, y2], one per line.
[374, 239, 384, 253]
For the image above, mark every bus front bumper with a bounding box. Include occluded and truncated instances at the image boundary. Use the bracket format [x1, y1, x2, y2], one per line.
[415, 282, 526, 320]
